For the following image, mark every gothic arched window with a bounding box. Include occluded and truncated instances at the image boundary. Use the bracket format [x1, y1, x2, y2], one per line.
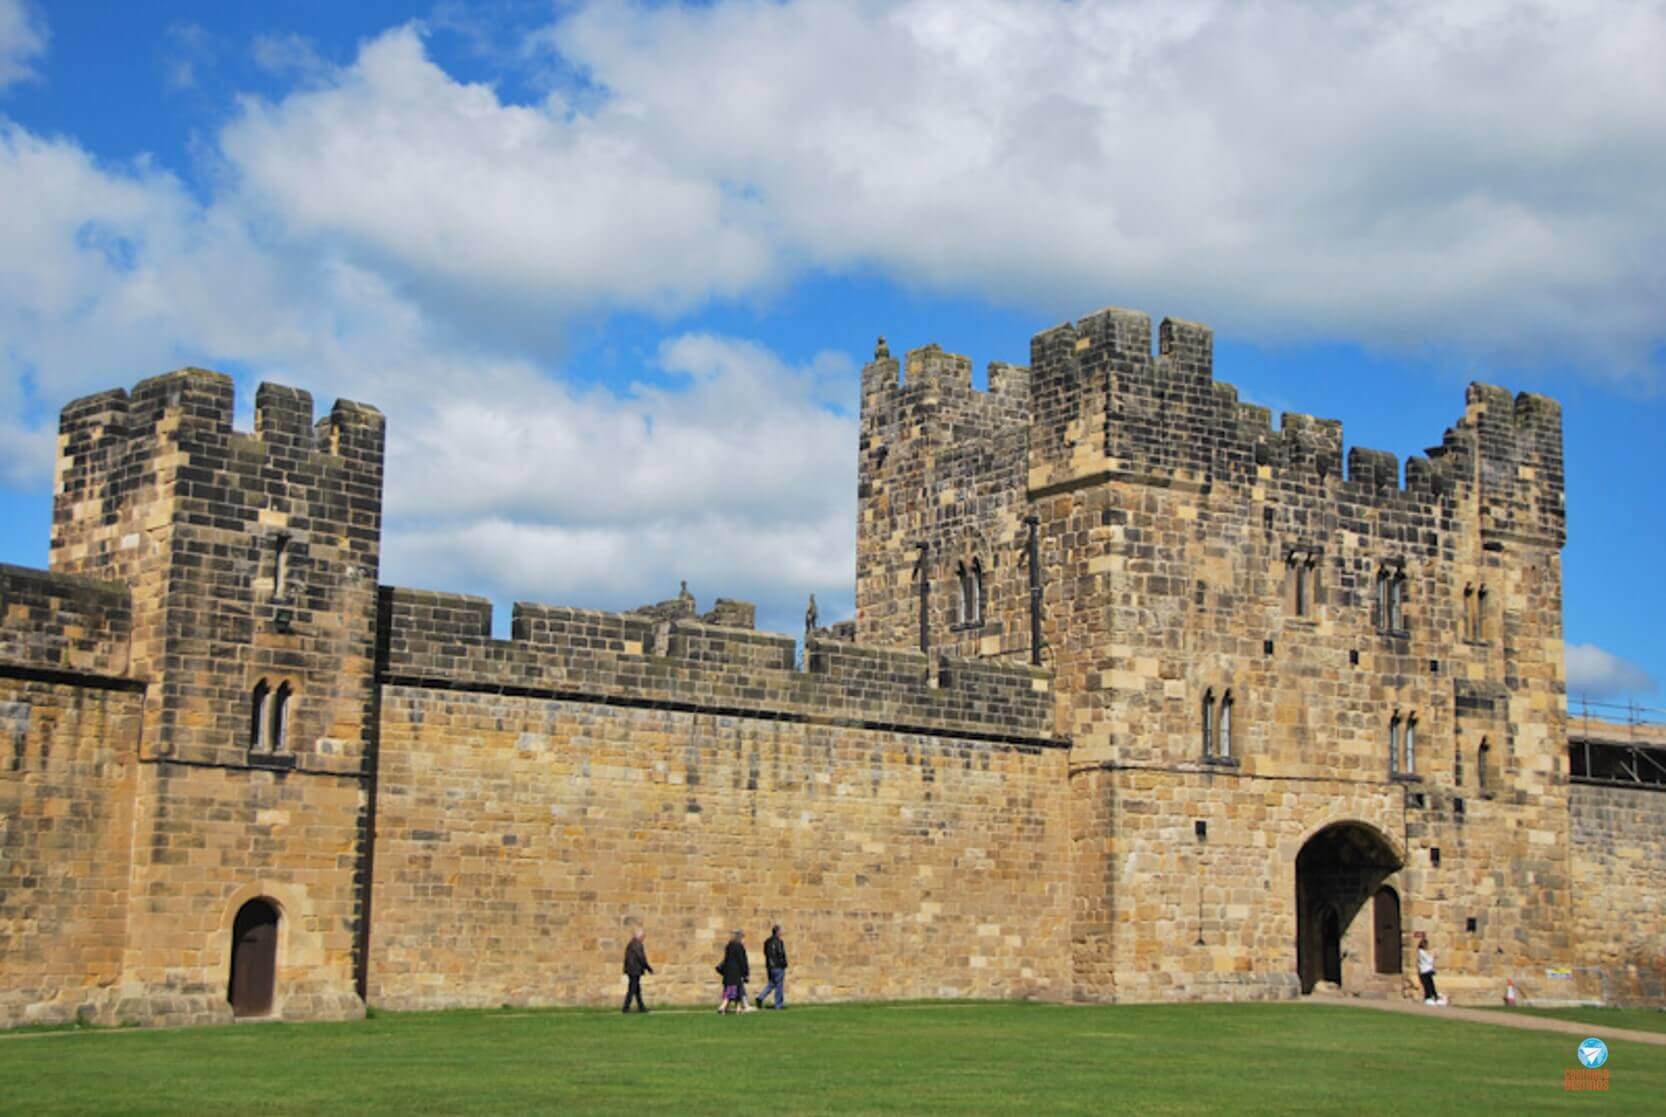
[250, 680, 270, 751]
[1202, 689, 1216, 758]
[271, 682, 294, 752]
[1218, 690, 1234, 759]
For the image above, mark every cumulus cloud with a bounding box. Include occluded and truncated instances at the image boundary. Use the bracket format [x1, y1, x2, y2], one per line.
[538, 0, 1666, 375]
[1567, 643, 1657, 701]
[0, 112, 854, 629]
[377, 334, 857, 630]
[83, 2, 1662, 379]
[219, 26, 777, 330]
[0, 0, 44, 89]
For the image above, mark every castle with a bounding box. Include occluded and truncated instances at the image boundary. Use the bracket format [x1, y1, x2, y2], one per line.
[2, 305, 1661, 1028]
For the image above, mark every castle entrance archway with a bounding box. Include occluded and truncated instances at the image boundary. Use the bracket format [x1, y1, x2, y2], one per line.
[1296, 823, 1400, 994]
[228, 899, 279, 1017]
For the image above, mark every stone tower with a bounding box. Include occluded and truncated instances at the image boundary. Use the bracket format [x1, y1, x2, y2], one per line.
[51, 369, 384, 1024]
[857, 306, 1574, 1003]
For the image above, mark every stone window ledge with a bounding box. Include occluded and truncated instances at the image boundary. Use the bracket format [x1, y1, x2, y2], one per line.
[1203, 755, 1240, 768]
[949, 621, 986, 633]
[1390, 771, 1423, 783]
[247, 751, 296, 771]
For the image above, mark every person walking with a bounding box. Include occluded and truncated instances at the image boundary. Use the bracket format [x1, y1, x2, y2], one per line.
[622, 927, 653, 1013]
[1416, 933, 1445, 1005]
[716, 929, 751, 1014]
[756, 924, 789, 1009]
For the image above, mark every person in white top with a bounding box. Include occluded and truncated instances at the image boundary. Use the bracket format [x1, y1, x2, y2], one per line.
[1415, 932, 1445, 1004]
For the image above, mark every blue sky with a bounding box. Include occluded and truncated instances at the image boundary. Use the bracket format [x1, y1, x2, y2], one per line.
[1, 0, 1661, 704]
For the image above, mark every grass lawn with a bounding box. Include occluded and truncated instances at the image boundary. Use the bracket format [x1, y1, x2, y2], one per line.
[3, 1001, 1662, 1115]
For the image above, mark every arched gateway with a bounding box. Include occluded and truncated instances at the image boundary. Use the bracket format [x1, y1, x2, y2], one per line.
[1295, 822, 1402, 994]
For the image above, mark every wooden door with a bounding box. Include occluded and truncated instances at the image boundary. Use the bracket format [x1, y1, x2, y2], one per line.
[228, 900, 279, 1017]
[1373, 888, 1402, 974]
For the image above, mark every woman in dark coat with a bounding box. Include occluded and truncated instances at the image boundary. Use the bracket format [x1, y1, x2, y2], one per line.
[715, 929, 751, 1014]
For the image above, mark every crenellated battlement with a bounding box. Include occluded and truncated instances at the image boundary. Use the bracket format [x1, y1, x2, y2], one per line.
[379, 586, 1058, 747]
[1010, 306, 1563, 532]
[53, 371, 386, 577]
[861, 340, 1031, 435]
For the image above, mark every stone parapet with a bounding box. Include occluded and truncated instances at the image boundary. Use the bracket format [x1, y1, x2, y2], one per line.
[380, 588, 1059, 748]
[0, 564, 135, 681]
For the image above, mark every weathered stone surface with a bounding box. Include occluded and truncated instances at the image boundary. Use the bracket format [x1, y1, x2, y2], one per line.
[0, 306, 1660, 1028]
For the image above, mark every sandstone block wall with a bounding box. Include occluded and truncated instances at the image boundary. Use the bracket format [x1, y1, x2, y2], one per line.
[6, 318, 1658, 1031]
[0, 565, 143, 1027]
[111, 762, 367, 1027]
[0, 676, 141, 1027]
[370, 690, 1069, 1009]
[858, 305, 1576, 1004]
[1570, 785, 1666, 1004]
[1083, 769, 1408, 1003]
[368, 591, 1068, 1009]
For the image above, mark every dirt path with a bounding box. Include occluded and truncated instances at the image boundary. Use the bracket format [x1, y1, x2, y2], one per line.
[1317, 996, 1666, 1047]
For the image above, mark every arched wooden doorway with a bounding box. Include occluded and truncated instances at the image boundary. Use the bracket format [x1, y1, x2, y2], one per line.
[1296, 822, 1401, 993]
[228, 899, 279, 1018]
[1373, 887, 1402, 974]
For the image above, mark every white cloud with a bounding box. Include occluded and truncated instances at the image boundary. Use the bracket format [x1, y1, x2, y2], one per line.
[1567, 643, 1657, 700]
[386, 334, 853, 526]
[162, 22, 214, 91]
[219, 26, 777, 328]
[103, 3, 1658, 380]
[542, 0, 1666, 375]
[375, 332, 857, 630]
[0, 113, 855, 629]
[0, 0, 44, 89]
[386, 510, 853, 634]
[251, 32, 327, 79]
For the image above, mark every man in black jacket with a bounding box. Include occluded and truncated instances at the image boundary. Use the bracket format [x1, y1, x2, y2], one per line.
[756, 925, 789, 1009]
[622, 928, 653, 1013]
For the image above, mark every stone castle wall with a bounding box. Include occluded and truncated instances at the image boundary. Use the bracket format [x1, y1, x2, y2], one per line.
[368, 590, 1068, 1008]
[1, 303, 1661, 1028]
[1570, 784, 1666, 1003]
[0, 568, 142, 1028]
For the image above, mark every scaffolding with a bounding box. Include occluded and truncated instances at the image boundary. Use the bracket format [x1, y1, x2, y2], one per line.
[1568, 696, 1666, 790]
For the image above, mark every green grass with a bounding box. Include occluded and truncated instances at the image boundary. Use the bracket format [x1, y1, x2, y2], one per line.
[1481, 1004, 1666, 1036]
[2, 1001, 1662, 1115]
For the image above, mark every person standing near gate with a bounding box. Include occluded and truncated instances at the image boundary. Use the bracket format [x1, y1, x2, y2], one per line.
[1415, 932, 1445, 1005]
[756, 925, 789, 1009]
[622, 927, 653, 1013]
